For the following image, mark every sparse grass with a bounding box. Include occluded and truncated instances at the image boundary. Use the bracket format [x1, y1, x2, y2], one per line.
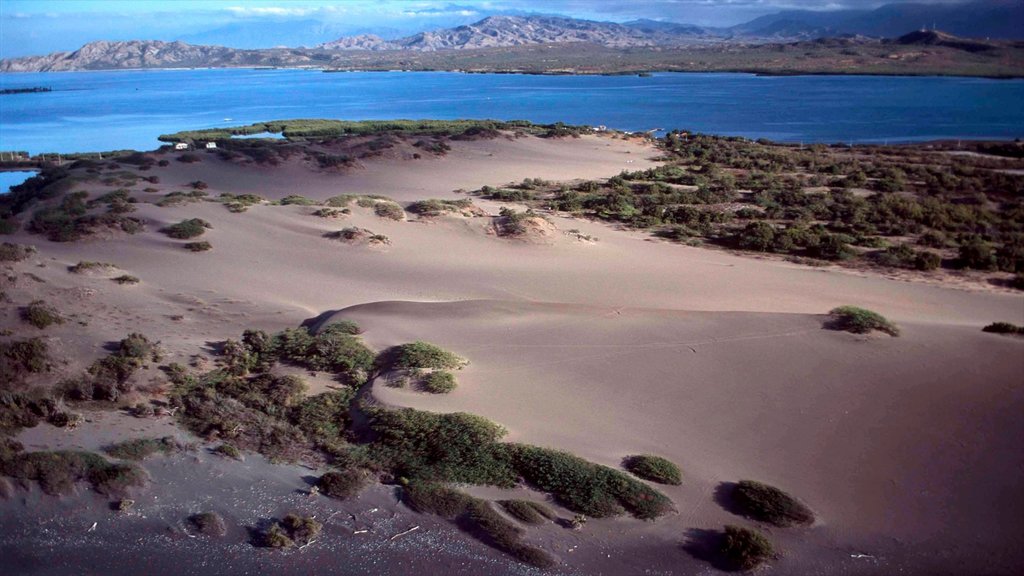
[318, 469, 366, 500]
[112, 274, 140, 285]
[69, 260, 116, 273]
[189, 512, 227, 537]
[421, 370, 457, 394]
[22, 300, 65, 329]
[622, 454, 682, 485]
[498, 499, 557, 525]
[982, 322, 1024, 335]
[720, 525, 774, 571]
[312, 207, 347, 218]
[103, 436, 181, 461]
[279, 195, 318, 206]
[826, 306, 900, 337]
[0, 242, 35, 262]
[184, 241, 212, 252]
[406, 198, 473, 217]
[163, 218, 211, 239]
[730, 480, 814, 527]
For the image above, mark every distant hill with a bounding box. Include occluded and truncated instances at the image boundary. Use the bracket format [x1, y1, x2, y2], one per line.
[319, 15, 708, 51]
[730, 1, 1024, 40]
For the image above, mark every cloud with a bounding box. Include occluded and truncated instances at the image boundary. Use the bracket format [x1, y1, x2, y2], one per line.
[225, 6, 321, 18]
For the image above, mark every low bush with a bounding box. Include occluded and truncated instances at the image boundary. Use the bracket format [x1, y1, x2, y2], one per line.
[498, 499, 557, 525]
[279, 195, 317, 206]
[184, 241, 212, 252]
[103, 436, 180, 461]
[730, 480, 814, 527]
[0, 242, 35, 262]
[212, 443, 242, 459]
[622, 454, 682, 485]
[388, 341, 465, 370]
[720, 525, 774, 570]
[69, 260, 116, 273]
[112, 274, 140, 285]
[403, 481, 476, 519]
[257, 514, 321, 548]
[373, 202, 404, 220]
[0, 450, 145, 496]
[421, 371, 456, 394]
[982, 322, 1024, 335]
[189, 512, 227, 537]
[163, 218, 211, 239]
[22, 300, 65, 329]
[406, 199, 473, 217]
[318, 468, 366, 500]
[826, 306, 900, 337]
[0, 338, 51, 377]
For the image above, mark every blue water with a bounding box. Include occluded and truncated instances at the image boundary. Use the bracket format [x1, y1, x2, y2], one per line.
[0, 170, 37, 193]
[1, 69, 1022, 154]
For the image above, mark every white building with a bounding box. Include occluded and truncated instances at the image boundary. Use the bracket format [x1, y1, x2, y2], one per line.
[174, 143, 188, 150]
[205, 142, 217, 149]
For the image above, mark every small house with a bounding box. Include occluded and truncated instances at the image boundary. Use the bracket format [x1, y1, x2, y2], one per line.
[174, 143, 188, 151]
[205, 142, 217, 149]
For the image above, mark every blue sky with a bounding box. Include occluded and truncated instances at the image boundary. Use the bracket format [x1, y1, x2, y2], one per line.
[0, 0, 973, 58]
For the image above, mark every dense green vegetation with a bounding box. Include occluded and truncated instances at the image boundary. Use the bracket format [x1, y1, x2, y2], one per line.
[827, 306, 901, 337]
[483, 132, 1024, 286]
[498, 499, 558, 525]
[159, 119, 589, 144]
[729, 480, 815, 527]
[622, 454, 682, 485]
[406, 198, 474, 217]
[0, 443, 145, 496]
[27, 189, 144, 242]
[421, 370, 457, 394]
[162, 218, 211, 240]
[385, 341, 466, 370]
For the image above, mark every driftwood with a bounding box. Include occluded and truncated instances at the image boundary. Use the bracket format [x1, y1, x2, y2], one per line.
[389, 526, 420, 541]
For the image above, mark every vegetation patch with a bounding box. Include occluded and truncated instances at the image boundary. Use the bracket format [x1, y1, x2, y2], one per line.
[720, 525, 774, 571]
[1, 338, 52, 381]
[218, 193, 264, 213]
[982, 322, 1024, 335]
[0, 242, 36, 263]
[188, 512, 227, 537]
[103, 436, 181, 461]
[163, 218, 211, 240]
[826, 306, 900, 337]
[317, 469, 366, 500]
[184, 241, 212, 252]
[0, 448, 145, 496]
[21, 300, 65, 329]
[112, 274, 140, 285]
[498, 499, 558, 525]
[60, 333, 161, 402]
[278, 195, 318, 206]
[373, 201, 405, 220]
[420, 370, 457, 394]
[212, 443, 242, 460]
[385, 341, 466, 370]
[729, 480, 814, 527]
[69, 260, 116, 274]
[622, 454, 682, 485]
[256, 514, 321, 548]
[407, 198, 474, 217]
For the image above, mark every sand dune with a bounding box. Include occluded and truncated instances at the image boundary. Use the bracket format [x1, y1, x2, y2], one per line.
[2, 133, 1023, 574]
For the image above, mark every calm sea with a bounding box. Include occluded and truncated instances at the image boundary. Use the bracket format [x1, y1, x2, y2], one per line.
[1, 68, 1022, 155]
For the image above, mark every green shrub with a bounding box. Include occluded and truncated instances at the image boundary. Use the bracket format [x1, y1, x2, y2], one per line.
[279, 195, 317, 206]
[406, 199, 473, 217]
[498, 499, 557, 525]
[465, 500, 556, 569]
[622, 454, 682, 485]
[163, 218, 211, 239]
[103, 436, 180, 460]
[958, 237, 996, 270]
[827, 306, 900, 337]
[189, 512, 227, 537]
[373, 202, 405, 220]
[69, 260, 116, 273]
[112, 274, 140, 285]
[403, 481, 476, 519]
[318, 469, 366, 500]
[730, 480, 814, 527]
[22, 300, 65, 329]
[0, 338, 51, 376]
[421, 371, 457, 394]
[274, 326, 374, 375]
[872, 244, 941, 271]
[982, 322, 1024, 335]
[720, 525, 774, 570]
[255, 514, 320, 547]
[389, 341, 465, 370]
[508, 445, 673, 520]
[212, 443, 242, 459]
[0, 450, 145, 496]
[260, 523, 294, 548]
[184, 241, 212, 252]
